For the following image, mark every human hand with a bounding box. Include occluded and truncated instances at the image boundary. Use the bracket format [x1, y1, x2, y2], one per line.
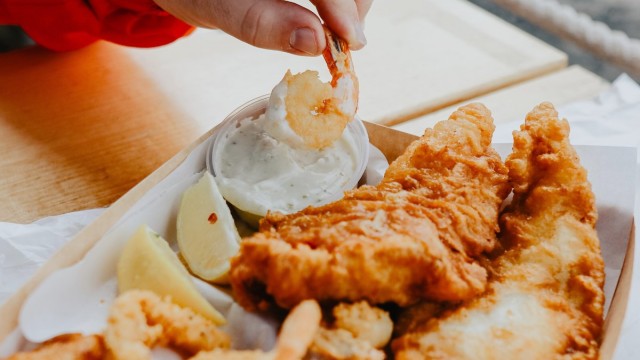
[152, 0, 372, 56]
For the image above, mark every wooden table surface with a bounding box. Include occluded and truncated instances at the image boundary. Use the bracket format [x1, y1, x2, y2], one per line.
[0, 0, 600, 223]
[393, 65, 610, 135]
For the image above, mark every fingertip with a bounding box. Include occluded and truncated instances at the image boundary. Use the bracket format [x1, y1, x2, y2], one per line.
[323, 20, 367, 51]
[288, 27, 322, 56]
[355, 0, 374, 23]
[311, 0, 367, 51]
[253, 1, 326, 56]
[351, 22, 367, 50]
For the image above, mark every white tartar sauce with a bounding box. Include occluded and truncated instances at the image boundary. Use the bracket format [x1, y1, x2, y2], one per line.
[213, 113, 359, 216]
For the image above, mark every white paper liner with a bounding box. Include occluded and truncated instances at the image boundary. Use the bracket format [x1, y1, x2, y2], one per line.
[0, 208, 106, 304]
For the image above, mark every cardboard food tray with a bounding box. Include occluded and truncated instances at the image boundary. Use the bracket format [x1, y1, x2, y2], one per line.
[0, 121, 635, 359]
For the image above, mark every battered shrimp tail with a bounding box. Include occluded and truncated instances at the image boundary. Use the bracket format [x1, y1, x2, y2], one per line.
[268, 29, 359, 149]
[105, 290, 230, 360]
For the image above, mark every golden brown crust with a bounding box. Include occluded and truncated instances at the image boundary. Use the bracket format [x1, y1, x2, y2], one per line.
[274, 300, 323, 360]
[190, 299, 322, 360]
[230, 103, 510, 310]
[105, 290, 230, 360]
[305, 302, 391, 360]
[6, 334, 105, 360]
[393, 102, 604, 359]
[284, 70, 348, 149]
[306, 328, 384, 360]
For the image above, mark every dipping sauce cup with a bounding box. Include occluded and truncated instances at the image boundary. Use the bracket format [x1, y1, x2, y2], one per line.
[207, 95, 370, 227]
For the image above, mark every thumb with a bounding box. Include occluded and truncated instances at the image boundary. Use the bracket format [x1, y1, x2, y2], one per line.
[155, 0, 327, 56]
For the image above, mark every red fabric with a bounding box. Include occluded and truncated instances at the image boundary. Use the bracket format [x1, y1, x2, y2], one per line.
[0, 1, 10, 23]
[0, 0, 194, 51]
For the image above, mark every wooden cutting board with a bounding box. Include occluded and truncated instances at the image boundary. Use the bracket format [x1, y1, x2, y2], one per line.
[0, 0, 568, 223]
[393, 65, 609, 135]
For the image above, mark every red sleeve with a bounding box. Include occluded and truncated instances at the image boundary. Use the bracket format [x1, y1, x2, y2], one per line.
[0, 0, 194, 51]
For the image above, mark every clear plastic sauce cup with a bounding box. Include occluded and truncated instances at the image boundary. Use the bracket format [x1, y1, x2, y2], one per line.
[207, 95, 370, 227]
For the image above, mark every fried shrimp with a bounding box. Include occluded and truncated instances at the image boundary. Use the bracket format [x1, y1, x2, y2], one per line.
[265, 28, 359, 149]
[331, 302, 393, 349]
[105, 290, 230, 360]
[10, 294, 319, 360]
[307, 302, 393, 360]
[190, 300, 322, 360]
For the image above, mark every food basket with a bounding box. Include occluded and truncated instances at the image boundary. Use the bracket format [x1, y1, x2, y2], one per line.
[0, 119, 635, 359]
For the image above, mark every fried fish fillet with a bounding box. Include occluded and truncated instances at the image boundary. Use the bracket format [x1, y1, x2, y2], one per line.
[393, 103, 605, 359]
[230, 103, 510, 311]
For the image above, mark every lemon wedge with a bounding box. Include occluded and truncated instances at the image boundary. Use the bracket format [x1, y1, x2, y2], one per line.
[177, 171, 241, 283]
[117, 224, 225, 325]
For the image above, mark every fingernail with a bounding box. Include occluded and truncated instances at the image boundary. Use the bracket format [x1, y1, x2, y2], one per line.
[289, 28, 319, 55]
[352, 22, 367, 49]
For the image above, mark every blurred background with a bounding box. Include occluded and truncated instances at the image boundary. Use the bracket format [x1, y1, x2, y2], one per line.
[469, 0, 640, 81]
[1, 0, 638, 81]
[0, 26, 32, 52]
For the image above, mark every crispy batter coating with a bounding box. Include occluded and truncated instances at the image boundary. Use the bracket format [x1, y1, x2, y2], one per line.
[105, 290, 230, 360]
[331, 302, 393, 349]
[230, 103, 510, 310]
[190, 349, 272, 360]
[285, 29, 358, 149]
[393, 103, 605, 359]
[6, 334, 105, 360]
[284, 70, 349, 149]
[306, 301, 392, 360]
[392, 302, 444, 339]
[9, 297, 321, 360]
[307, 328, 384, 360]
[191, 300, 322, 360]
